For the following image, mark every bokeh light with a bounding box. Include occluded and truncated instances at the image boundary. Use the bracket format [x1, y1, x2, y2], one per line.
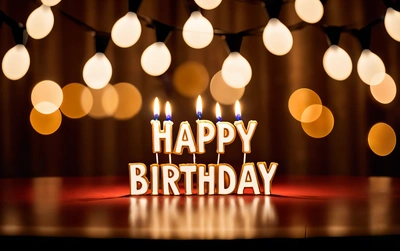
[30, 108, 62, 135]
[60, 83, 93, 119]
[31, 80, 63, 114]
[88, 84, 119, 119]
[368, 122, 396, 156]
[113, 82, 142, 120]
[288, 88, 322, 122]
[370, 73, 397, 104]
[210, 70, 245, 105]
[301, 105, 334, 138]
[173, 61, 209, 97]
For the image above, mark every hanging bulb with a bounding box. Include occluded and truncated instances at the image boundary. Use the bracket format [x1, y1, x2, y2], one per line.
[83, 52, 112, 89]
[384, 7, 400, 42]
[357, 49, 385, 85]
[26, 4, 54, 39]
[2, 44, 30, 80]
[111, 12, 142, 48]
[182, 11, 214, 49]
[262, 18, 293, 56]
[294, 0, 324, 24]
[140, 42, 171, 76]
[41, 0, 61, 6]
[323, 45, 352, 81]
[221, 52, 252, 88]
[194, 0, 222, 10]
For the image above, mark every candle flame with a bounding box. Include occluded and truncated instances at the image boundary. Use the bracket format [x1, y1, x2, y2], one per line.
[216, 102, 221, 122]
[165, 101, 172, 121]
[153, 97, 160, 120]
[196, 95, 202, 119]
[235, 100, 242, 120]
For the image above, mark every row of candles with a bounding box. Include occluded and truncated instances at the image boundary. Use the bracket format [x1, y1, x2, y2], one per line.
[151, 95, 251, 165]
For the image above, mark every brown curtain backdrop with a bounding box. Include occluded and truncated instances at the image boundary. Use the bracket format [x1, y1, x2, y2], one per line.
[0, 0, 399, 178]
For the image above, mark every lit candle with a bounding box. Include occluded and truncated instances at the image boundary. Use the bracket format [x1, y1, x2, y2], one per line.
[165, 101, 173, 164]
[235, 100, 245, 164]
[216, 102, 222, 164]
[196, 95, 216, 161]
[194, 95, 202, 164]
[151, 97, 160, 164]
[234, 100, 258, 165]
[215, 103, 236, 165]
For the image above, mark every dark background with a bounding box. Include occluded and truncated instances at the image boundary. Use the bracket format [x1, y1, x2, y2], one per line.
[0, 0, 399, 178]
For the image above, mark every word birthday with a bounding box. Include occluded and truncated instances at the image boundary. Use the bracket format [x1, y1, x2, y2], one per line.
[129, 96, 278, 196]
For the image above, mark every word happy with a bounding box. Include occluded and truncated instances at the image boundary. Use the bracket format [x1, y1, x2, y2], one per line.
[129, 115, 278, 196]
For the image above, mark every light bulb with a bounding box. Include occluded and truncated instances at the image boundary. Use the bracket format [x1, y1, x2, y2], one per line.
[357, 49, 385, 85]
[322, 45, 352, 81]
[294, 0, 324, 24]
[2, 44, 30, 80]
[384, 7, 400, 42]
[41, 0, 61, 6]
[111, 12, 142, 48]
[182, 11, 214, 49]
[26, 4, 54, 40]
[262, 18, 293, 56]
[83, 52, 112, 89]
[194, 0, 222, 10]
[221, 52, 252, 88]
[140, 42, 171, 76]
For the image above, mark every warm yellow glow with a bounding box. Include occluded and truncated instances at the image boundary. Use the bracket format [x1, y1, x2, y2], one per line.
[210, 70, 245, 105]
[111, 12, 142, 48]
[154, 97, 160, 118]
[41, 0, 61, 6]
[294, 0, 324, 24]
[141, 42, 171, 76]
[323, 45, 353, 81]
[235, 100, 241, 118]
[301, 105, 334, 138]
[301, 104, 323, 124]
[357, 49, 385, 85]
[26, 4, 54, 39]
[368, 122, 396, 156]
[113, 82, 142, 120]
[30, 108, 62, 135]
[262, 18, 293, 56]
[196, 95, 202, 115]
[288, 88, 322, 122]
[221, 52, 252, 88]
[1, 44, 30, 80]
[182, 11, 214, 49]
[88, 84, 118, 119]
[384, 7, 400, 42]
[83, 52, 112, 89]
[31, 80, 63, 115]
[194, 0, 222, 10]
[370, 73, 396, 104]
[60, 83, 93, 119]
[173, 61, 209, 97]
[215, 102, 221, 120]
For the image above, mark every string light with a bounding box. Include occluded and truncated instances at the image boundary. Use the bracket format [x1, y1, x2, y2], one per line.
[111, 0, 142, 48]
[0, 0, 394, 89]
[0, 11, 30, 80]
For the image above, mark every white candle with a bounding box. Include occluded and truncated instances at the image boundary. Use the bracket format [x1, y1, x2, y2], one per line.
[216, 102, 221, 165]
[151, 97, 160, 164]
[165, 101, 173, 164]
[235, 100, 246, 164]
[194, 95, 202, 164]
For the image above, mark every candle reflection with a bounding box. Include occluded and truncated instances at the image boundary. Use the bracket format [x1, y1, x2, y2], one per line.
[128, 195, 278, 239]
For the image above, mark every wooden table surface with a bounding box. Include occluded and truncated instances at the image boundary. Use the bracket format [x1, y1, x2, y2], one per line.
[0, 175, 399, 247]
